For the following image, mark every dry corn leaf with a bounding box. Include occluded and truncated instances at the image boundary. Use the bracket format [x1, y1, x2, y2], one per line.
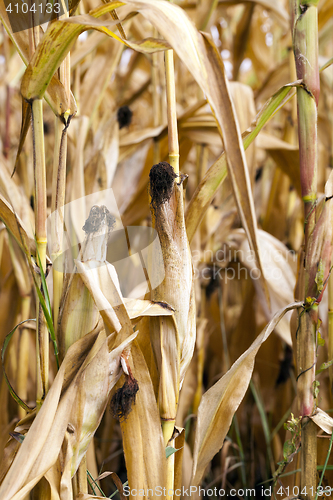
[6, 235, 31, 297]
[120, 125, 165, 147]
[20, 3, 169, 102]
[0, 1, 76, 117]
[229, 82, 256, 179]
[0, 155, 34, 229]
[69, 116, 90, 243]
[232, 4, 255, 80]
[12, 99, 31, 177]
[0, 194, 35, 256]
[174, 427, 185, 492]
[190, 301, 303, 487]
[310, 407, 333, 434]
[125, 0, 268, 303]
[63, 12, 169, 54]
[93, 117, 119, 189]
[0, 335, 85, 500]
[185, 79, 302, 245]
[0, 328, 137, 499]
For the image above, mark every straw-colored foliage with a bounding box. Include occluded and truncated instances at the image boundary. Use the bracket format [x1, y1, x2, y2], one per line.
[0, 0, 332, 498]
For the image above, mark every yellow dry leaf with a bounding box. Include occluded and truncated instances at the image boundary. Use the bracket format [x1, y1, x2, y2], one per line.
[191, 301, 303, 487]
[0, 328, 137, 500]
[118, 340, 166, 495]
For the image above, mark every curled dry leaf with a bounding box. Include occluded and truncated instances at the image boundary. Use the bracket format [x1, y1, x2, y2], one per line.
[310, 407, 333, 434]
[69, 330, 138, 477]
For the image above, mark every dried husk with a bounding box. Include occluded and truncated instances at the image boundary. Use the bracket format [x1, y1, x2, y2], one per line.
[0, 327, 137, 500]
[149, 167, 196, 426]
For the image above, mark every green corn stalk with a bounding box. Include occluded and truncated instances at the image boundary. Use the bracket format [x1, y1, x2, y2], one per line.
[290, 0, 322, 496]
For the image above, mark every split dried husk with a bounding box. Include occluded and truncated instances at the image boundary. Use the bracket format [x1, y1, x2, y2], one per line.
[149, 163, 196, 425]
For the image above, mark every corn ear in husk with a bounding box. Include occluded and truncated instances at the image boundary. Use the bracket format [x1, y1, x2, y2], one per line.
[149, 163, 196, 439]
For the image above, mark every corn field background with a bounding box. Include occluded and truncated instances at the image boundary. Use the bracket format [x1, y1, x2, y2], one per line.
[0, 0, 333, 499]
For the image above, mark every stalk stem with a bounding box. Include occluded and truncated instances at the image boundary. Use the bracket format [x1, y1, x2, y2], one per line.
[162, 47, 181, 500]
[164, 49, 179, 174]
[17, 296, 31, 419]
[32, 99, 47, 261]
[162, 420, 175, 447]
[165, 435, 175, 500]
[291, 1, 320, 497]
[51, 119, 68, 330]
[328, 271, 333, 394]
[51, 1, 71, 331]
[152, 27, 161, 165]
[31, 98, 48, 407]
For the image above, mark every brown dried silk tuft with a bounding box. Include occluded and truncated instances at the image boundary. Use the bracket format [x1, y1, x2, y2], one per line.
[82, 205, 116, 234]
[110, 374, 139, 421]
[117, 106, 133, 129]
[149, 162, 177, 210]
